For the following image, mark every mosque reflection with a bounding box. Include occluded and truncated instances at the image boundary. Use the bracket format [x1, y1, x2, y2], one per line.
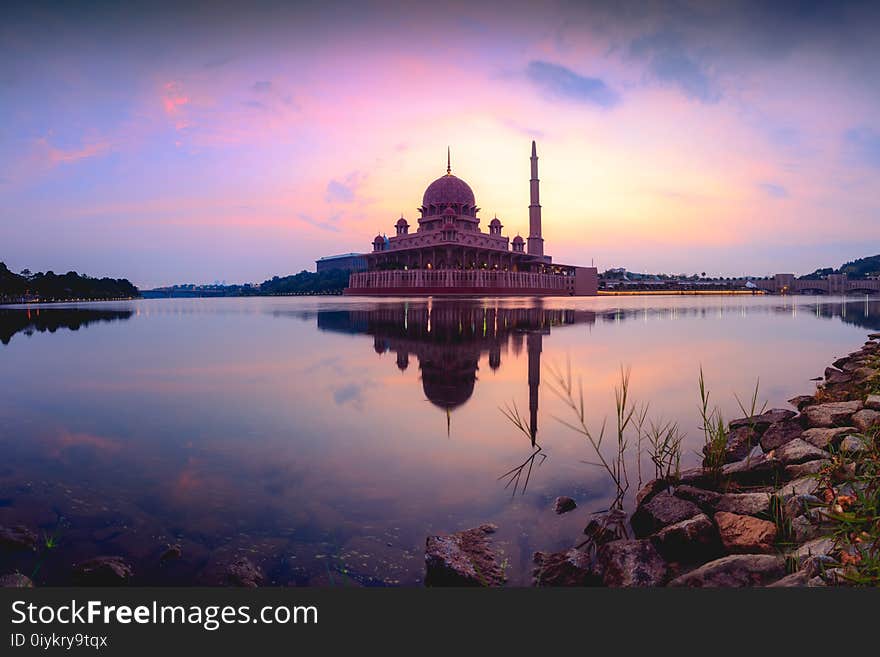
[318, 302, 598, 438]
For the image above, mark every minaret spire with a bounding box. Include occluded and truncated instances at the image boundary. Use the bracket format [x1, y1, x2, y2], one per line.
[527, 140, 544, 257]
[447, 146, 451, 175]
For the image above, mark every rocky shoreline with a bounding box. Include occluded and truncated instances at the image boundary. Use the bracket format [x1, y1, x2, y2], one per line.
[425, 332, 880, 587]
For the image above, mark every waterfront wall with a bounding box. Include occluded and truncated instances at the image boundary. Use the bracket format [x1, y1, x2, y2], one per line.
[345, 269, 598, 296]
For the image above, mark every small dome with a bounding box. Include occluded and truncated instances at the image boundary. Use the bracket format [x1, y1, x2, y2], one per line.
[512, 235, 524, 243]
[374, 234, 384, 242]
[396, 217, 408, 226]
[489, 217, 501, 227]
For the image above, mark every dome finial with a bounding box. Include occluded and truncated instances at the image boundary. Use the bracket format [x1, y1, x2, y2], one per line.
[446, 146, 451, 175]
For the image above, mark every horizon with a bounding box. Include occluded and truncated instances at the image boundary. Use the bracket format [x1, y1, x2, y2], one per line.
[3, 1, 880, 288]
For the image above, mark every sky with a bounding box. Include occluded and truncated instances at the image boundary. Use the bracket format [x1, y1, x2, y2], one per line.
[1, 0, 879, 287]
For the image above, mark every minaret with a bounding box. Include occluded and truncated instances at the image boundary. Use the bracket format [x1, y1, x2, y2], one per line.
[527, 140, 544, 256]
[526, 331, 542, 444]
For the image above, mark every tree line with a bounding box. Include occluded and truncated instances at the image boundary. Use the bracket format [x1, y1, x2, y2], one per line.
[0, 262, 140, 302]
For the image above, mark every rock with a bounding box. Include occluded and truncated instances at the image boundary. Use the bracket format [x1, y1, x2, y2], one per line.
[595, 540, 668, 587]
[651, 513, 721, 563]
[224, 558, 264, 587]
[715, 492, 771, 516]
[673, 485, 722, 512]
[802, 400, 863, 428]
[74, 556, 133, 585]
[840, 434, 871, 454]
[801, 426, 856, 449]
[721, 453, 783, 484]
[532, 549, 597, 586]
[773, 438, 829, 465]
[824, 368, 852, 385]
[160, 544, 182, 561]
[866, 394, 880, 410]
[760, 420, 803, 451]
[851, 367, 878, 383]
[868, 332, 880, 340]
[851, 409, 880, 432]
[790, 515, 822, 543]
[792, 538, 837, 566]
[553, 496, 577, 514]
[785, 459, 830, 479]
[676, 467, 715, 489]
[0, 573, 34, 588]
[714, 511, 777, 554]
[635, 478, 669, 507]
[729, 408, 796, 432]
[779, 476, 818, 498]
[583, 520, 618, 546]
[788, 395, 814, 411]
[768, 570, 811, 587]
[0, 525, 37, 552]
[784, 493, 822, 520]
[630, 492, 702, 538]
[704, 425, 759, 464]
[425, 525, 505, 587]
[668, 554, 785, 587]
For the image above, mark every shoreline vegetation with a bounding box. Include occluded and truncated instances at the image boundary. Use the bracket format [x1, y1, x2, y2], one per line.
[426, 333, 880, 587]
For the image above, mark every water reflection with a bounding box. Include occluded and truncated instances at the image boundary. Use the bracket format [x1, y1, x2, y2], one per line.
[0, 307, 133, 345]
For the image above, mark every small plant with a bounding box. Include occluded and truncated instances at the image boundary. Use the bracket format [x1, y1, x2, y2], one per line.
[645, 418, 685, 482]
[698, 367, 728, 483]
[498, 400, 546, 496]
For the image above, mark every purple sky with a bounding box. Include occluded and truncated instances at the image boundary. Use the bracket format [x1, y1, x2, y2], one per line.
[2, 1, 879, 287]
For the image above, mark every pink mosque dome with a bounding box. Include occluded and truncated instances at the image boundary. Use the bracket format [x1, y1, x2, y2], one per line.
[489, 217, 501, 227]
[422, 174, 475, 208]
[396, 216, 408, 226]
[512, 234, 524, 244]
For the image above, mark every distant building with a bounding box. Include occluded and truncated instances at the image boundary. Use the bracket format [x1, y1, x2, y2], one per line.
[315, 253, 367, 273]
[344, 141, 598, 296]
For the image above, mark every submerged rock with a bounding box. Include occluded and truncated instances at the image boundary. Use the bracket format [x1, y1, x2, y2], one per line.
[553, 496, 577, 514]
[714, 511, 777, 554]
[0, 525, 37, 552]
[595, 540, 668, 587]
[0, 573, 34, 588]
[651, 513, 721, 563]
[630, 492, 702, 538]
[532, 549, 597, 586]
[224, 558, 264, 588]
[668, 554, 785, 587]
[802, 400, 863, 428]
[74, 556, 133, 585]
[425, 525, 505, 587]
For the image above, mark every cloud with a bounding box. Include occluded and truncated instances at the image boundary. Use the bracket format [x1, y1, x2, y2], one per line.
[251, 80, 273, 93]
[33, 136, 111, 167]
[297, 212, 342, 232]
[525, 61, 619, 108]
[630, 31, 720, 103]
[844, 126, 880, 168]
[325, 171, 364, 203]
[758, 182, 789, 198]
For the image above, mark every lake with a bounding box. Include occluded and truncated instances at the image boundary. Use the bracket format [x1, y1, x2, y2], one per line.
[1, 295, 879, 585]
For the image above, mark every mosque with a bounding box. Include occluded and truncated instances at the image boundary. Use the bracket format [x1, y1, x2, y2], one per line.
[341, 141, 598, 296]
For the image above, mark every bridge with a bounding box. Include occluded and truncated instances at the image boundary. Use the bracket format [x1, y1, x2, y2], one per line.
[755, 273, 880, 295]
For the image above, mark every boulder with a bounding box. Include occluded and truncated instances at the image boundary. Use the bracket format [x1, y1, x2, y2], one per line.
[768, 570, 811, 587]
[651, 513, 721, 563]
[760, 419, 804, 451]
[802, 400, 864, 428]
[668, 554, 785, 587]
[0, 573, 34, 588]
[785, 459, 830, 479]
[715, 492, 771, 516]
[425, 525, 505, 587]
[224, 558, 264, 587]
[868, 332, 880, 340]
[553, 496, 577, 514]
[595, 540, 668, 587]
[851, 409, 880, 432]
[840, 434, 871, 454]
[0, 525, 37, 552]
[792, 538, 837, 567]
[630, 492, 702, 538]
[704, 425, 759, 464]
[532, 549, 598, 586]
[788, 395, 814, 411]
[729, 409, 796, 432]
[801, 426, 856, 449]
[676, 467, 715, 489]
[790, 515, 822, 543]
[779, 476, 818, 498]
[824, 368, 852, 385]
[851, 367, 878, 383]
[714, 511, 777, 554]
[773, 438, 829, 465]
[635, 479, 670, 507]
[865, 394, 880, 411]
[673, 485, 722, 512]
[73, 556, 133, 585]
[583, 520, 618, 547]
[721, 453, 783, 484]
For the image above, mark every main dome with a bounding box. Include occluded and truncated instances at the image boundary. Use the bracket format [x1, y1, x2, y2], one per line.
[422, 174, 475, 208]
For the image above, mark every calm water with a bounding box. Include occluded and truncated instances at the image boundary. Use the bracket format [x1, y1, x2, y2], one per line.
[1, 295, 879, 585]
